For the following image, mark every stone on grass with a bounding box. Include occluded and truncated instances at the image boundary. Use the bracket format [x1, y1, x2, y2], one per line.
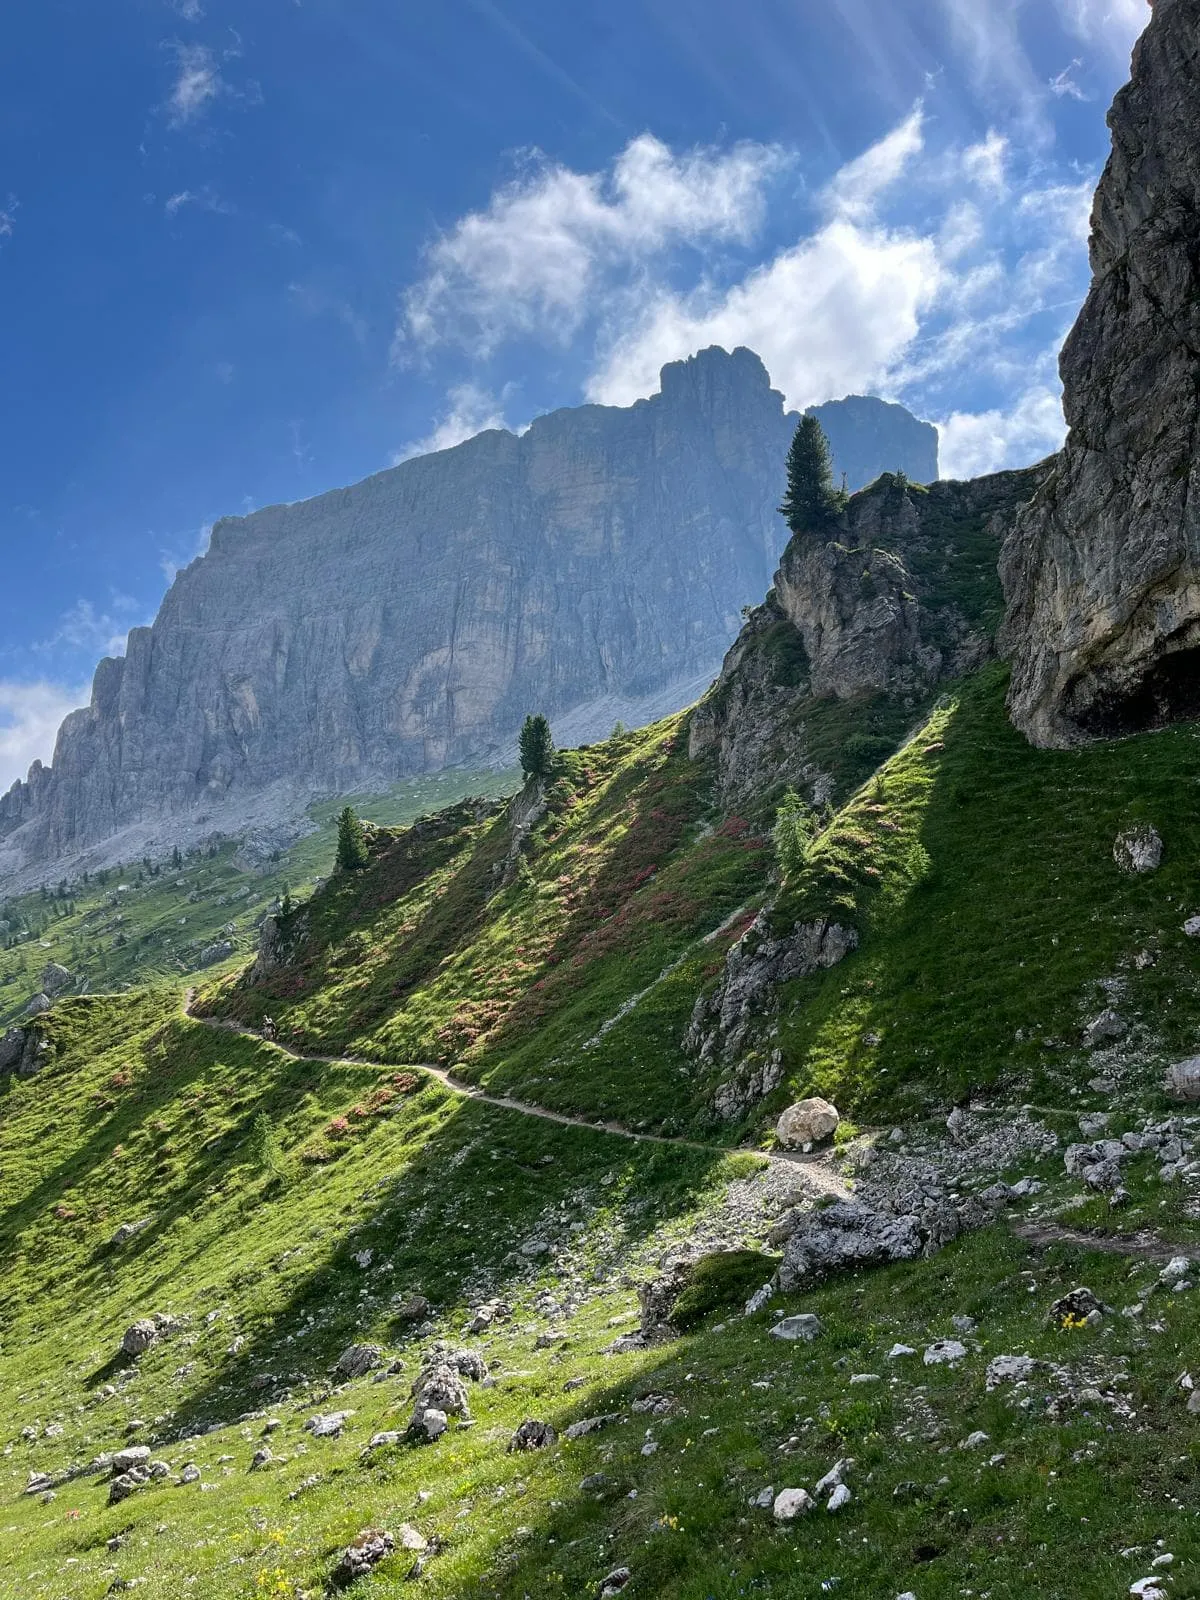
[887, 1343, 917, 1360]
[120, 1320, 160, 1359]
[249, 1447, 273, 1471]
[393, 1293, 431, 1323]
[410, 1407, 447, 1443]
[396, 1524, 427, 1553]
[923, 1340, 967, 1366]
[1083, 1009, 1126, 1047]
[773, 1488, 814, 1521]
[815, 1459, 852, 1494]
[1184, 917, 1200, 940]
[334, 1343, 383, 1381]
[112, 1447, 151, 1472]
[333, 1528, 394, 1587]
[508, 1419, 557, 1452]
[1113, 824, 1162, 875]
[563, 1414, 623, 1441]
[108, 1219, 152, 1248]
[960, 1430, 990, 1450]
[599, 1569, 632, 1598]
[776, 1097, 840, 1150]
[1050, 1287, 1106, 1326]
[304, 1411, 355, 1439]
[1165, 1058, 1200, 1101]
[365, 1431, 403, 1451]
[770, 1314, 822, 1342]
[179, 1464, 201, 1485]
[986, 1354, 1039, 1389]
[826, 1484, 852, 1512]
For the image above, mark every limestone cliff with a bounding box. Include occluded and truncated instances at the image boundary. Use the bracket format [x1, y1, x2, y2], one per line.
[808, 395, 939, 492]
[1001, 0, 1200, 745]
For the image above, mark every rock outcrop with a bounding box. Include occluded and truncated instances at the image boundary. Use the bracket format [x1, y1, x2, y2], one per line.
[690, 465, 1047, 805]
[1001, 0, 1200, 746]
[0, 349, 939, 883]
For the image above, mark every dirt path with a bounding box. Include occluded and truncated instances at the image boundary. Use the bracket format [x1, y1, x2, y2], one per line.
[1009, 1217, 1193, 1263]
[182, 991, 850, 1199]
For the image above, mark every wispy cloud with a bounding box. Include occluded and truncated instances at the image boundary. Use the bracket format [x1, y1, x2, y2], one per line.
[398, 134, 789, 359]
[0, 194, 18, 242]
[164, 184, 230, 217]
[393, 383, 511, 463]
[1049, 60, 1089, 100]
[0, 680, 90, 791]
[165, 42, 224, 126]
[38, 597, 146, 662]
[288, 281, 369, 346]
[170, 0, 205, 18]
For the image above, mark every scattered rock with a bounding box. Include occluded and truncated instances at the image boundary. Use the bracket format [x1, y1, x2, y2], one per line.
[775, 1097, 840, 1150]
[770, 1314, 823, 1342]
[249, 1447, 273, 1471]
[304, 1411, 355, 1439]
[826, 1483, 852, 1512]
[563, 1414, 623, 1441]
[1050, 1287, 1107, 1327]
[332, 1528, 395, 1587]
[923, 1340, 968, 1366]
[108, 1219, 153, 1248]
[598, 1568, 632, 1599]
[986, 1354, 1040, 1389]
[393, 1293, 431, 1324]
[1113, 824, 1163, 875]
[773, 1488, 814, 1521]
[410, 1408, 448, 1443]
[1165, 1058, 1200, 1101]
[1184, 917, 1200, 940]
[1083, 1009, 1126, 1047]
[508, 1419, 558, 1452]
[334, 1343, 383, 1381]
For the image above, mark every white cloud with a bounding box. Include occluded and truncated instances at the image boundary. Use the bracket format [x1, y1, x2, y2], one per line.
[399, 133, 788, 358]
[0, 195, 17, 242]
[587, 219, 943, 410]
[1054, 0, 1149, 62]
[827, 109, 925, 220]
[0, 681, 90, 792]
[164, 185, 229, 217]
[1049, 59, 1089, 100]
[393, 384, 510, 463]
[166, 43, 224, 127]
[963, 131, 1009, 192]
[938, 383, 1066, 478]
[171, 0, 205, 17]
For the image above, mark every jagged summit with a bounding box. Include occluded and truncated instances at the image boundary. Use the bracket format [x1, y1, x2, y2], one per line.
[0, 348, 937, 884]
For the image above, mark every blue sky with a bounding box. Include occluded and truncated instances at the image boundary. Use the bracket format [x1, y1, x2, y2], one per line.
[0, 0, 1149, 788]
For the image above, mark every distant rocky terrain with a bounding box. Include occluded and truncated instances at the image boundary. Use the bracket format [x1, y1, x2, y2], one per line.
[0, 350, 937, 885]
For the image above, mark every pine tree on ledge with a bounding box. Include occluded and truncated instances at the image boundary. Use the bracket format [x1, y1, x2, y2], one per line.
[778, 414, 845, 535]
[519, 713, 555, 782]
[335, 805, 370, 872]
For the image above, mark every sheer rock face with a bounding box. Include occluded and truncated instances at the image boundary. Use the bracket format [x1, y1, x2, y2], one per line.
[807, 395, 939, 493]
[0, 348, 942, 882]
[1000, 0, 1200, 746]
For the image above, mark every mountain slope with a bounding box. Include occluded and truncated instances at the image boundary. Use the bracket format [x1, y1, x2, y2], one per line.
[0, 351, 938, 887]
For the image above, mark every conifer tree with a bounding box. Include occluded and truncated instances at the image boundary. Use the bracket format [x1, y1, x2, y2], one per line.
[778, 415, 843, 534]
[335, 805, 370, 871]
[519, 714, 555, 781]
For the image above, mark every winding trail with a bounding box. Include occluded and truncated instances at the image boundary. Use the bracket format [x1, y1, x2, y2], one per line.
[182, 991, 851, 1198]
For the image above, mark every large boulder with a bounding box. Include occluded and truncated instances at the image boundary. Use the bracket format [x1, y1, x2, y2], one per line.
[776, 1097, 840, 1150]
[1001, 0, 1200, 746]
[40, 962, 73, 996]
[776, 1193, 988, 1294]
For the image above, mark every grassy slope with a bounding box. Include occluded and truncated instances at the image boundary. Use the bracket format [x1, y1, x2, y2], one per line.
[202, 718, 770, 1133]
[0, 770, 518, 1025]
[5, 993, 1200, 1598]
[734, 662, 1200, 1130]
[8, 664, 1200, 1594]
